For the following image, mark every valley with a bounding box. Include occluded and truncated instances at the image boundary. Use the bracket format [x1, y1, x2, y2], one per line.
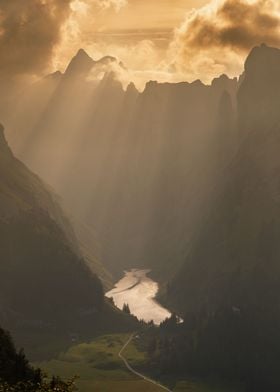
[0, 2, 280, 387]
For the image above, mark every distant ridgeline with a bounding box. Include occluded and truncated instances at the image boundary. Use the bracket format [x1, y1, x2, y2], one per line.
[0, 124, 137, 359]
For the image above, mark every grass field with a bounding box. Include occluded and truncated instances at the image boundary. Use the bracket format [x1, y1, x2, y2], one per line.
[37, 333, 241, 392]
[37, 333, 164, 391]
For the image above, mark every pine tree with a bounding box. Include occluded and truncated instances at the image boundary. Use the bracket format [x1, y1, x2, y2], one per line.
[122, 303, 131, 314]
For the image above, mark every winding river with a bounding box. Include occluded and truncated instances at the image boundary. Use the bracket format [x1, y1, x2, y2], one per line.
[105, 269, 171, 325]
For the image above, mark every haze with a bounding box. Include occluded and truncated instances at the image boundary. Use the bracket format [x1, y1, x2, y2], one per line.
[1, 1, 280, 391]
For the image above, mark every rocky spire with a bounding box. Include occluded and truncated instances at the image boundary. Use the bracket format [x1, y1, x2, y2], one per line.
[64, 48, 95, 77]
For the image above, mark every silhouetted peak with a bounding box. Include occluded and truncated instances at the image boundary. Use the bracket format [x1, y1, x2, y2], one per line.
[191, 79, 204, 87]
[212, 74, 229, 86]
[76, 48, 92, 60]
[238, 44, 280, 131]
[124, 82, 138, 100]
[44, 70, 62, 81]
[126, 82, 138, 94]
[143, 80, 158, 92]
[65, 48, 94, 76]
[211, 74, 238, 95]
[244, 44, 280, 75]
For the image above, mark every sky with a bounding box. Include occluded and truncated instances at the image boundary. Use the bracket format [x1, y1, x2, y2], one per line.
[0, 0, 280, 87]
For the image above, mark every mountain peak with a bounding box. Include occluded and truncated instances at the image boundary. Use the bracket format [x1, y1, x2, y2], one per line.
[73, 47, 94, 63]
[126, 82, 138, 94]
[244, 44, 280, 74]
[44, 70, 62, 81]
[77, 48, 87, 55]
[212, 74, 230, 85]
[64, 48, 95, 77]
[211, 74, 238, 96]
[238, 44, 280, 131]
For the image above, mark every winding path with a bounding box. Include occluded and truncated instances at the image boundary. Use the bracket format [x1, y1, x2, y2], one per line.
[118, 333, 173, 392]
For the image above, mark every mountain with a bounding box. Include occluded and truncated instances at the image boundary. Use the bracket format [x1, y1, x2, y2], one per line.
[0, 123, 102, 321]
[166, 43, 280, 318]
[64, 48, 119, 78]
[0, 124, 136, 360]
[160, 44, 280, 390]
[2, 49, 238, 279]
[2, 43, 280, 389]
[64, 48, 95, 77]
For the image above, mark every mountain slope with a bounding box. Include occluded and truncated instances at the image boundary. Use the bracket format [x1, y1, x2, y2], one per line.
[0, 122, 103, 323]
[167, 43, 280, 316]
[163, 44, 280, 391]
[0, 125, 136, 359]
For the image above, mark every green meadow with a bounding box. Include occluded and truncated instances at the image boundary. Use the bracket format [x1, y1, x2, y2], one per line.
[37, 334, 162, 391]
[37, 333, 241, 392]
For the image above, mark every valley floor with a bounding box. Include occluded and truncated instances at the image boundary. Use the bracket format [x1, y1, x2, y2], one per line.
[36, 333, 240, 392]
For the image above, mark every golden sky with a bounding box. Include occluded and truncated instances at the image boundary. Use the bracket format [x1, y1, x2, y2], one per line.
[55, 0, 280, 87]
[0, 0, 280, 87]
[86, 0, 209, 31]
[54, 0, 209, 73]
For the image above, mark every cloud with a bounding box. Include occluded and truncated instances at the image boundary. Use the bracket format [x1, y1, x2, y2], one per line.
[169, 0, 280, 82]
[4, 0, 279, 85]
[85, 41, 184, 91]
[83, 39, 175, 90]
[0, 0, 128, 77]
[71, 0, 127, 13]
[0, 0, 72, 77]
[64, 0, 280, 86]
[52, 0, 130, 72]
[92, 0, 127, 12]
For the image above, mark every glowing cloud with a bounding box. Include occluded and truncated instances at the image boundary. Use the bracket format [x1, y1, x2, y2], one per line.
[2, 0, 280, 85]
[0, 0, 72, 77]
[169, 0, 280, 82]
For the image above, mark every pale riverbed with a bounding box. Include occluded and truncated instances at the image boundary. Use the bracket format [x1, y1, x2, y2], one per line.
[105, 269, 171, 325]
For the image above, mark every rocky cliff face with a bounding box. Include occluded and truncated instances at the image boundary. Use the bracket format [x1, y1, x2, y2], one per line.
[159, 45, 280, 391]
[167, 44, 280, 313]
